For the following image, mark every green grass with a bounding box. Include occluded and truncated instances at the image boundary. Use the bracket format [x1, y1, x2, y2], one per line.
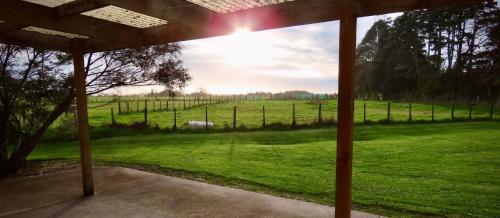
[80, 99, 499, 130]
[33, 122, 500, 217]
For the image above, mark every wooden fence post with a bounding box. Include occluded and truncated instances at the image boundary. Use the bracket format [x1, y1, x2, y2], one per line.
[451, 102, 455, 120]
[387, 101, 391, 122]
[318, 103, 322, 123]
[144, 100, 148, 125]
[468, 104, 472, 120]
[205, 106, 208, 130]
[173, 108, 177, 130]
[126, 100, 129, 113]
[111, 107, 115, 125]
[136, 100, 139, 112]
[153, 100, 156, 111]
[262, 105, 266, 127]
[363, 102, 366, 124]
[233, 106, 237, 129]
[432, 103, 435, 121]
[118, 100, 122, 114]
[409, 103, 412, 121]
[183, 98, 186, 110]
[292, 104, 297, 128]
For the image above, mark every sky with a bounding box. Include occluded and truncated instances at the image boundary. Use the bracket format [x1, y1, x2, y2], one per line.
[111, 13, 402, 95]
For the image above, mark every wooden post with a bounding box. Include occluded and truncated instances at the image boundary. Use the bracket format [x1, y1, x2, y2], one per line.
[126, 100, 129, 113]
[173, 108, 177, 130]
[72, 39, 94, 196]
[468, 104, 472, 120]
[318, 103, 323, 123]
[153, 100, 156, 111]
[363, 102, 366, 124]
[205, 106, 208, 130]
[136, 100, 139, 112]
[118, 100, 122, 114]
[409, 103, 412, 121]
[167, 100, 169, 111]
[292, 104, 297, 128]
[451, 102, 455, 120]
[183, 98, 186, 110]
[335, 11, 356, 218]
[144, 100, 148, 125]
[111, 107, 115, 125]
[387, 101, 391, 122]
[262, 105, 266, 127]
[233, 106, 237, 129]
[432, 103, 435, 121]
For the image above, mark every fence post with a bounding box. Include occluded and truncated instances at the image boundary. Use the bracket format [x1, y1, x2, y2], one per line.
[136, 100, 139, 112]
[126, 100, 129, 113]
[490, 103, 495, 120]
[292, 104, 297, 128]
[233, 106, 237, 129]
[111, 107, 115, 125]
[153, 100, 156, 111]
[173, 108, 177, 130]
[432, 103, 435, 121]
[363, 102, 366, 124]
[409, 103, 412, 121]
[318, 103, 322, 123]
[183, 98, 186, 110]
[451, 102, 455, 120]
[205, 106, 209, 130]
[167, 100, 169, 111]
[387, 101, 391, 122]
[160, 100, 162, 111]
[468, 103, 472, 120]
[262, 105, 266, 127]
[144, 100, 148, 125]
[118, 100, 122, 114]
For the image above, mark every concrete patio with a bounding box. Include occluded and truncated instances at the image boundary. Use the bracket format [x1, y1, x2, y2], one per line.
[0, 167, 380, 218]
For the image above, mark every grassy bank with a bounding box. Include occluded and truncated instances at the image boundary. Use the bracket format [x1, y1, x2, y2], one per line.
[33, 122, 500, 217]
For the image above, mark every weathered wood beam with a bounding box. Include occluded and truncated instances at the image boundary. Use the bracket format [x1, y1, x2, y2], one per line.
[361, 0, 486, 16]
[0, 29, 71, 52]
[72, 39, 94, 196]
[0, 1, 143, 44]
[335, 9, 357, 218]
[56, 0, 107, 17]
[85, 0, 484, 52]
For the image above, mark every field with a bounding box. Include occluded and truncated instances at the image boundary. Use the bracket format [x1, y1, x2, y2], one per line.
[35, 120, 500, 217]
[78, 98, 499, 130]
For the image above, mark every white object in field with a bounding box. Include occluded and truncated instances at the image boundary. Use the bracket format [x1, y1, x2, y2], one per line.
[188, 121, 214, 129]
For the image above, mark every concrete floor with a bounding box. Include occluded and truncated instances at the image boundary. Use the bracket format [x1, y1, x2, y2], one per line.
[0, 167, 381, 218]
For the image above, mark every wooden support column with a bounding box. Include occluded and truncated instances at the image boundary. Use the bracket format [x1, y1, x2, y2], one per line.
[72, 39, 94, 196]
[335, 10, 356, 218]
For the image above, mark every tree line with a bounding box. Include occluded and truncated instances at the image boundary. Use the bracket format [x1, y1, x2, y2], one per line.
[355, 0, 499, 103]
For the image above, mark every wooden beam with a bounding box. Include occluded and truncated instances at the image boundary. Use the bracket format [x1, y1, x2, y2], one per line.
[72, 39, 94, 196]
[0, 29, 71, 52]
[56, 0, 107, 17]
[0, 1, 143, 44]
[85, 0, 483, 52]
[335, 10, 357, 218]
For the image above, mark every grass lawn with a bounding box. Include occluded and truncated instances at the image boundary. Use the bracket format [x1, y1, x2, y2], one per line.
[33, 121, 500, 217]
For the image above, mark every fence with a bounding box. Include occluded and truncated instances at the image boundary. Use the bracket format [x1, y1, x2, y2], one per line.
[99, 99, 498, 130]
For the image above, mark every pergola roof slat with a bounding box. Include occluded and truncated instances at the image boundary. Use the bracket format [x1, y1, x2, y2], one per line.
[0, 0, 486, 53]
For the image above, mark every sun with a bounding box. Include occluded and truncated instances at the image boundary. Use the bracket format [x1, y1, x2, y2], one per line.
[232, 27, 251, 36]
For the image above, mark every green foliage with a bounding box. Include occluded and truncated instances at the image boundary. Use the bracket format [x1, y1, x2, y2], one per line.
[356, 2, 499, 102]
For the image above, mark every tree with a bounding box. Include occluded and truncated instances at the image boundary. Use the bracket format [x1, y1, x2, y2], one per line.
[0, 43, 190, 176]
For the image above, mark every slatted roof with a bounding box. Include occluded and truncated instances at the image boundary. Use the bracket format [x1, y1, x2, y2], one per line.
[0, 0, 485, 53]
